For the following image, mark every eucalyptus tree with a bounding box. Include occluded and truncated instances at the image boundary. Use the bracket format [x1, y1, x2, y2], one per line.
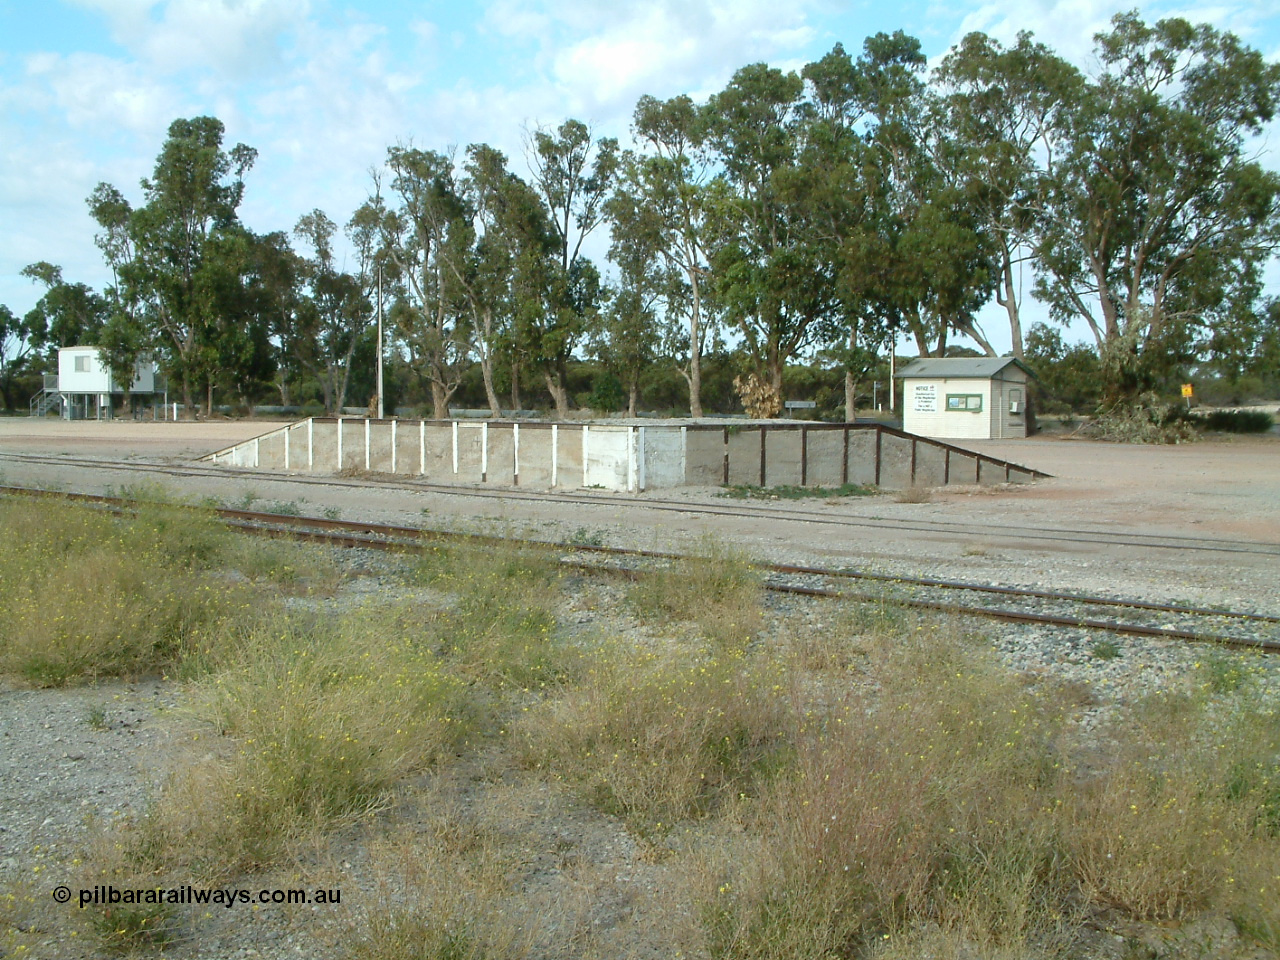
[294, 209, 368, 414]
[87, 116, 257, 416]
[796, 38, 924, 413]
[1034, 13, 1280, 400]
[701, 62, 826, 404]
[19, 262, 108, 356]
[198, 226, 279, 412]
[601, 154, 666, 416]
[0, 304, 42, 410]
[525, 120, 620, 416]
[381, 146, 474, 418]
[85, 183, 151, 395]
[617, 94, 717, 416]
[935, 32, 1083, 359]
[249, 230, 309, 406]
[835, 32, 999, 360]
[454, 143, 540, 416]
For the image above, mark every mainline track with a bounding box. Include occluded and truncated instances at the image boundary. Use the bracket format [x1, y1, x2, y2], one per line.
[2, 451, 1278, 558]
[3, 483, 1277, 652]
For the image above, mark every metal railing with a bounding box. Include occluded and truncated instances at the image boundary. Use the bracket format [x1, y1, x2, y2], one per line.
[29, 388, 63, 418]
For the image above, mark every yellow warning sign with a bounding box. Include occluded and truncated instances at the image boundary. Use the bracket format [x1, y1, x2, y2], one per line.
[1181, 383, 1194, 398]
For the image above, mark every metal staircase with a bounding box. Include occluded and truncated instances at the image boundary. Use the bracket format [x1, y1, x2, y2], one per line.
[28, 375, 63, 417]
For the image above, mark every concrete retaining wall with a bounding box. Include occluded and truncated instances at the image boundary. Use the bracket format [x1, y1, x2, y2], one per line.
[202, 418, 1048, 492]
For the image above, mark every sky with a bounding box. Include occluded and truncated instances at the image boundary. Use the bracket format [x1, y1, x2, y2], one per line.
[2, 0, 1279, 356]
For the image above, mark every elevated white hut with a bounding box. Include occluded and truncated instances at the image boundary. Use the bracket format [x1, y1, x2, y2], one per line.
[52, 346, 156, 419]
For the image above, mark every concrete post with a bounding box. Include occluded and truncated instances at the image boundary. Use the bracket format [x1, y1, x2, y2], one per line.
[639, 426, 647, 492]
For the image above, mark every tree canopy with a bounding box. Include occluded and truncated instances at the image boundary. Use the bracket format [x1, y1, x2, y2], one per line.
[5, 12, 1276, 420]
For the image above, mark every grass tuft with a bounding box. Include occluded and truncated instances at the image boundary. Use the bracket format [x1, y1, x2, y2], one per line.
[627, 540, 763, 647]
[519, 641, 792, 836]
[720, 483, 875, 500]
[112, 608, 478, 878]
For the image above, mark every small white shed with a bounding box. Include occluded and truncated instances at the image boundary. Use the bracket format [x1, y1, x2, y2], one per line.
[56, 346, 156, 419]
[896, 357, 1033, 440]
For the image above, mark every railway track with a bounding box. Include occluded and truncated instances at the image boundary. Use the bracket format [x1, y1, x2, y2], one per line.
[4, 482, 1277, 652]
[3, 450, 1279, 558]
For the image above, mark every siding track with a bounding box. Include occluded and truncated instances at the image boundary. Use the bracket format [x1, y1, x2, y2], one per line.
[2, 451, 1277, 558]
[3, 482, 1276, 651]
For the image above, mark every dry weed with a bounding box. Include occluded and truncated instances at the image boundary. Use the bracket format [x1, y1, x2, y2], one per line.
[104, 608, 478, 879]
[893, 484, 933, 503]
[626, 540, 763, 647]
[703, 625, 1070, 957]
[518, 640, 792, 836]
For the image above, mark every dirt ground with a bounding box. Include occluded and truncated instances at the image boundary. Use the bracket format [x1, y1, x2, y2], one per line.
[2, 419, 1279, 960]
[1, 417, 1276, 612]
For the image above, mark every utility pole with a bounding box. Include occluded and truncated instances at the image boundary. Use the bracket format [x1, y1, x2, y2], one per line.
[889, 338, 895, 412]
[376, 264, 384, 420]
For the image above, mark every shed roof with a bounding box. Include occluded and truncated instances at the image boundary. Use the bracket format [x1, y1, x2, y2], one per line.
[895, 357, 1034, 380]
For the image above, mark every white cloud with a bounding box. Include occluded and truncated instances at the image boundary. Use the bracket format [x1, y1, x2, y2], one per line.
[24, 51, 186, 137]
[68, 0, 310, 76]
[481, 0, 819, 118]
[947, 0, 1280, 67]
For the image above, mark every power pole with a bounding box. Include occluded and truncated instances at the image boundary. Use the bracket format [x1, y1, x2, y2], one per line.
[376, 264, 384, 420]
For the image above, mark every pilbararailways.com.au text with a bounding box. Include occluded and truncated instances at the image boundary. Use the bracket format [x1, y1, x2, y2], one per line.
[70, 885, 341, 909]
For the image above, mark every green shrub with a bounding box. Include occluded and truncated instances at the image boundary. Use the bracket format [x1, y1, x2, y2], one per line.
[1191, 409, 1275, 433]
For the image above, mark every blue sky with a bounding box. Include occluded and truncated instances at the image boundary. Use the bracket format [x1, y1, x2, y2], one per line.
[2, 0, 1278, 355]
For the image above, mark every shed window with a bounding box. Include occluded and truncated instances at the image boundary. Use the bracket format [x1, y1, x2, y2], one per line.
[946, 394, 983, 412]
[74, 356, 91, 373]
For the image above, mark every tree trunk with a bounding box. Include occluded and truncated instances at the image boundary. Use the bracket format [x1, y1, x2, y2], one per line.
[845, 328, 857, 422]
[205, 380, 214, 419]
[431, 380, 450, 420]
[996, 246, 1025, 360]
[768, 358, 784, 409]
[510, 358, 521, 412]
[182, 375, 195, 420]
[544, 370, 570, 419]
[627, 376, 638, 419]
[953, 318, 998, 357]
[688, 360, 703, 418]
[478, 314, 502, 417]
[688, 282, 704, 418]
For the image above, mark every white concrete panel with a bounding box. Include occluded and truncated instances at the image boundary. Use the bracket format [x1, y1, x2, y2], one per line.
[583, 425, 630, 490]
[642, 428, 684, 489]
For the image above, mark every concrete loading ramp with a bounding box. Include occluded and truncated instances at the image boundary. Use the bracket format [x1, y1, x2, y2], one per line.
[199, 418, 1049, 492]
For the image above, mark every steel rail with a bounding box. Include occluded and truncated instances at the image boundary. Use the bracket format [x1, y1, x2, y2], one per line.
[3, 483, 1276, 630]
[3, 484, 1273, 650]
[232, 520, 1278, 650]
[3, 452, 1278, 558]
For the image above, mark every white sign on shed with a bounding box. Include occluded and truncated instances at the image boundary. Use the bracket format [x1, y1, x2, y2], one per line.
[912, 384, 937, 413]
